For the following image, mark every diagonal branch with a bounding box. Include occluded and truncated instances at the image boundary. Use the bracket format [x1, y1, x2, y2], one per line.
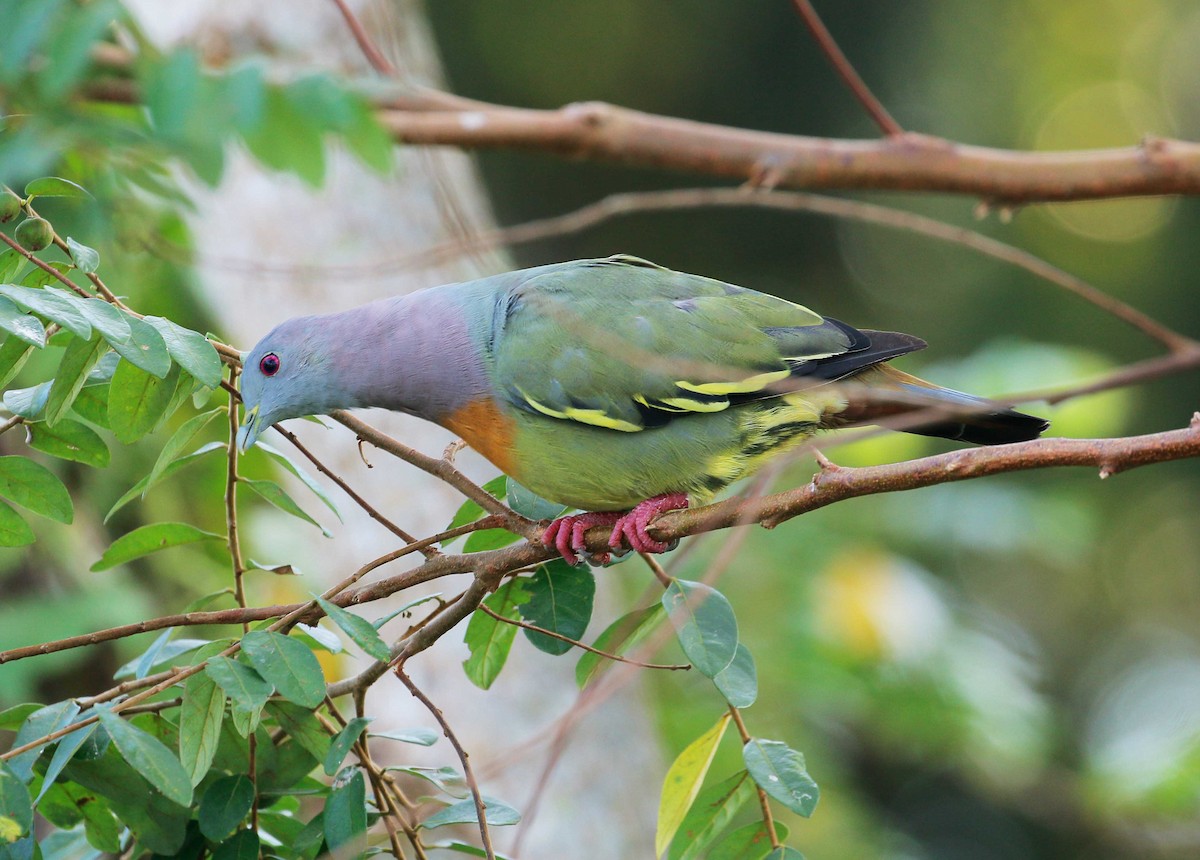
[790, 0, 903, 136]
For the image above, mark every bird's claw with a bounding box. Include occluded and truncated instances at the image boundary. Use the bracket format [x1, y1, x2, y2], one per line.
[542, 512, 620, 566]
[542, 494, 688, 565]
[607, 493, 688, 556]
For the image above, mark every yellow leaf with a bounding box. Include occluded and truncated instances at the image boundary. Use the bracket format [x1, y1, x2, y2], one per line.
[655, 712, 731, 858]
[0, 815, 22, 843]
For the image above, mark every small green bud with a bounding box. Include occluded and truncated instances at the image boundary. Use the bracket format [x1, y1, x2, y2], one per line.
[15, 217, 53, 251]
[0, 191, 21, 223]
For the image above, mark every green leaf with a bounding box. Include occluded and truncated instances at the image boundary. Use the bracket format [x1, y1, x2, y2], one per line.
[0, 338, 35, 389]
[26, 418, 108, 467]
[323, 769, 367, 856]
[506, 477, 565, 521]
[45, 335, 107, 425]
[258, 442, 342, 522]
[35, 720, 97, 803]
[442, 475, 508, 545]
[0, 455, 71, 523]
[23, 177, 89, 200]
[143, 316, 223, 389]
[764, 849, 805, 860]
[324, 717, 371, 776]
[8, 701, 79, 782]
[0, 500, 32, 547]
[341, 98, 394, 174]
[709, 821, 790, 860]
[243, 85, 325, 186]
[576, 603, 667, 689]
[265, 702, 331, 763]
[96, 710, 193, 806]
[0, 250, 25, 283]
[212, 829, 260, 860]
[0, 705, 42, 733]
[90, 522, 222, 571]
[240, 478, 329, 537]
[116, 633, 209, 680]
[462, 526, 522, 552]
[663, 579, 739, 679]
[199, 774, 254, 841]
[0, 285, 91, 339]
[241, 630, 326, 708]
[372, 593, 442, 631]
[118, 314, 172, 379]
[144, 407, 223, 493]
[421, 796, 521, 829]
[0, 298, 45, 347]
[105, 441, 224, 522]
[64, 238, 98, 274]
[0, 763, 32, 840]
[372, 727, 439, 747]
[656, 713, 731, 858]
[314, 596, 390, 662]
[713, 644, 758, 709]
[517, 560, 595, 655]
[107, 358, 177, 443]
[668, 770, 755, 860]
[428, 840, 517, 860]
[742, 739, 819, 818]
[2, 382, 49, 419]
[205, 656, 272, 713]
[180, 668, 226, 786]
[462, 578, 530, 690]
[388, 765, 468, 799]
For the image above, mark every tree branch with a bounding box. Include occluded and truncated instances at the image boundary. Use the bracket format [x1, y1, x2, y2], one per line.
[377, 102, 1200, 204]
[790, 0, 902, 136]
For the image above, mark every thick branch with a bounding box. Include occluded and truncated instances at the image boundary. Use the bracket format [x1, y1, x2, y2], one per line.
[377, 103, 1200, 204]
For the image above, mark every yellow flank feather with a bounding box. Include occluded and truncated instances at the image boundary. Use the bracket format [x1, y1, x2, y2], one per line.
[517, 387, 643, 432]
[658, 395, 730, 413]
[675, 367, 791, 396]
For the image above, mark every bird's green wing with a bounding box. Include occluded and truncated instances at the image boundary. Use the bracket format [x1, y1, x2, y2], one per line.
[492, 256, 859, 432]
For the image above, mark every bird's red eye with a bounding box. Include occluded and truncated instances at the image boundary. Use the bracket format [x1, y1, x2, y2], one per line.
[260, 353, 281, 377]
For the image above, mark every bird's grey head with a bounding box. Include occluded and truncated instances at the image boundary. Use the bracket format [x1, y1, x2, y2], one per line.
[237, 316, 344, 452]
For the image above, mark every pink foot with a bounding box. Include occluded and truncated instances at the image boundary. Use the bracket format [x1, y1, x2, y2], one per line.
[608, 493, 688, 555]
[543, 511, 621, 566]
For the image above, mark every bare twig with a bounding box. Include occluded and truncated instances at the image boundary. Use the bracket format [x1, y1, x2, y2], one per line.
[332, 410, 532, 530]
[328, 0, 398, 75]
[396, 669, 496, 860]
[477, 603, 689, 672]
[271, 424, 432, 555]
[790, 0, 903, 136]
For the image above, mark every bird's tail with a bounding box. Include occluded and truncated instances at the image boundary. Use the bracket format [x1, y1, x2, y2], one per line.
[840, 365, 1048, 445]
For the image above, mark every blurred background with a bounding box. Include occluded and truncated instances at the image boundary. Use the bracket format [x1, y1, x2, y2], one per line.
[5, 1, 1200, 858]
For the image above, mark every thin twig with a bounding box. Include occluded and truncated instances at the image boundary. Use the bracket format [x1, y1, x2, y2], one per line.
[729, 706, 781, 849]
[396, 670, 496, 860]
[332, 410, 532, 530]
[329, 0, 398, 75]
[477, 603, 689, 672]
[272, 424, 433, 555]
[790, 0, 902, 136]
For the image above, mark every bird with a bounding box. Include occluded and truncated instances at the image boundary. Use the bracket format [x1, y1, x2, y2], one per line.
[237, 255, 1047, 565]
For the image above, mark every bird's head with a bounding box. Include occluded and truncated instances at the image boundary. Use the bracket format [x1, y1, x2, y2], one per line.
[237, 317, 340, 453]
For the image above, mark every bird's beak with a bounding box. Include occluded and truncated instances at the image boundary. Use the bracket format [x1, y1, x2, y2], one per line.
[236, 405, 260, 453]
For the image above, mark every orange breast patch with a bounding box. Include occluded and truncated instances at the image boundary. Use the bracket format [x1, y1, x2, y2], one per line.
[442, 398, 518, 476]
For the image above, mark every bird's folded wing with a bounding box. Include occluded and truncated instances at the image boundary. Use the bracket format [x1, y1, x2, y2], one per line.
[492, 256, 860, 432]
